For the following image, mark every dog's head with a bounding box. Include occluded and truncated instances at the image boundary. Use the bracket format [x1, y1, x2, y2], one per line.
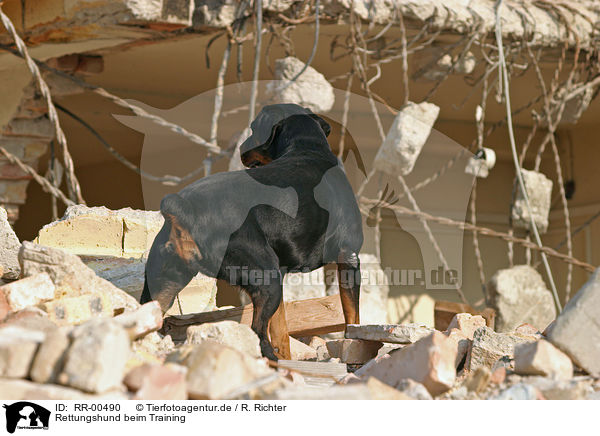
[240, 103, 331, 168]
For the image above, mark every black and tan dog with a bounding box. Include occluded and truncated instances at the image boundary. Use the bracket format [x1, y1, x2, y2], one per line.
[141, 104, 363, 360]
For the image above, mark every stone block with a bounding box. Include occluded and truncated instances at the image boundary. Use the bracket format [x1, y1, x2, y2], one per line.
[0, 206, 21, 280]
[270, 57, 335, 113]
[486, 265, 556, 333]
[59, 320, 131, 393]
[30, 327, 71, 384]
[0, 273, 55, 311]
[114, 301, 163, 340]
[40, 293, 113, 326]
[469, 326, 535, 371]
[166, 342, 272, 400]
[514, 339, 573, 380]
[511, 169, 553, 233]
[546, 268, 600, 376]
[373, 101, 440, 176]
[185, 321, 261, 358]
[0, 326, 45, 378]
[326, 339, 382, 364]
[354, 331, 458, 396]
[345, 323, 434, 344]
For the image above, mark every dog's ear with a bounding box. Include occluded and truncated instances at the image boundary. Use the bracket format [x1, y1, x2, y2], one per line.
[262, 119, 284, 152]
[309, 113, 331, 137]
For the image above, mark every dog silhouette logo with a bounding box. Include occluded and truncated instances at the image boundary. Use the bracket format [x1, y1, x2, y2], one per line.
[3, 402, 50, 433]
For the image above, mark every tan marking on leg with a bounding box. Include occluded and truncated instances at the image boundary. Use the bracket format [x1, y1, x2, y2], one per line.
[268, 299, 291, 360]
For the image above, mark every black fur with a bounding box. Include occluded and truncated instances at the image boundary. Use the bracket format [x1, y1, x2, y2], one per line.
[143, 106, 363, 360]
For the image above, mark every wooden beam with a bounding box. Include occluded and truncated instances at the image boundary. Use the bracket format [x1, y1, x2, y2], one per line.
[434, 300, 496, 331]
[161, 294, 346, 342]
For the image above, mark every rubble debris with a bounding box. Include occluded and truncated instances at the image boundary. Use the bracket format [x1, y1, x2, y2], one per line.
[346, 323, 434, 344]
[514, 339, 573, 380]
[546, 268, 600, 376]
[0, 378, 125, 400]
[166, 342, 272, 400]
[491, 383, 542, 400]
[511, 169, 553, 234]
[265, 377, 411, 400]
[354, 331, 458, 396]
[86, 257, 217, 314]
[469, 326, 535, 371]
[59, 320, 131, 393]
[185, 321, 261, 359]
[444, 328, 470, 367]
[270, 57, 335, 113]
[463, 367, 491, 393]
[36, 205, 164, 258]
[0, 273, 55, 312]
[490, 367, 506, 385]
[486, 265, 556, 333]
[40, 293, 113, 326]
[434, 300, 495, 331]
[526, 376, 592, 400]
[325, 339, 383, 364]
[0, 206, 21, 280]
[30, 327, 71, 384]
[0, 326, 45, 378]
[114, 301, 163, 340]
[1, 307, 57, 333]
[395, 378, 432, 400]
[290, 337, 317, 361]
[277, 360, 348, 388]
[447, 313, 486, 340]
[373, 101, 440, 176]
[515, 323, 543, 338]
[123, 363, 187, 400]
[19, 241, 140, 312]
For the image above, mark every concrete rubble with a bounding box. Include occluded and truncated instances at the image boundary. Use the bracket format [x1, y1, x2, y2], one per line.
[511, 169, 553, 234]
[486, 265, 556, 333]
[0, 211, 597, 401]
[270, 57, 335, 113]
[373, 101, 440, 176]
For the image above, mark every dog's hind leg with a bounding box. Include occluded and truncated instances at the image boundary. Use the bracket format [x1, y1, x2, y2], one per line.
[337, 250, 361, 325]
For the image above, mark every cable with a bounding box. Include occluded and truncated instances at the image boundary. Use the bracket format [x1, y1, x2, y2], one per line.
[494, 0, 562, 312]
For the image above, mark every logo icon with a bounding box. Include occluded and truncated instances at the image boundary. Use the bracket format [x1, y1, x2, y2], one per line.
[3, 402, 50, 433]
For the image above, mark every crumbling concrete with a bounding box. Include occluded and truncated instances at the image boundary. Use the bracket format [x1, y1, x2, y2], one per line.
[353, 331, 458, 396]
[59, 320, 131, 393]
[514, 340, 573, 380]
[486, 265, 556, 333]
[0, 207, 20, 279]
[546, 268, 600, 376]
[270, 57, 335, 113]
[346, 323, 434, 344]
[511, 170, 553, 234]
[373, 101, 440, 176]
[469, 326, 536, 371]
[185, 321, 261, 359]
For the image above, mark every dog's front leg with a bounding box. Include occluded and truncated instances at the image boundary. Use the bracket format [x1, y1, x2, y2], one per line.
[337, 251, 361, 325]
[245, 275, 284, 361]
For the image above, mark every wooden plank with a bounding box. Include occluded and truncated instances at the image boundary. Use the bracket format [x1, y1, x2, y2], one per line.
[285, 294, 346, 337]
[161, 294, 346, 342]
[276, 360, 348, 388]
[268, 299, 291, 360]
[434, 300, 496, 331]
